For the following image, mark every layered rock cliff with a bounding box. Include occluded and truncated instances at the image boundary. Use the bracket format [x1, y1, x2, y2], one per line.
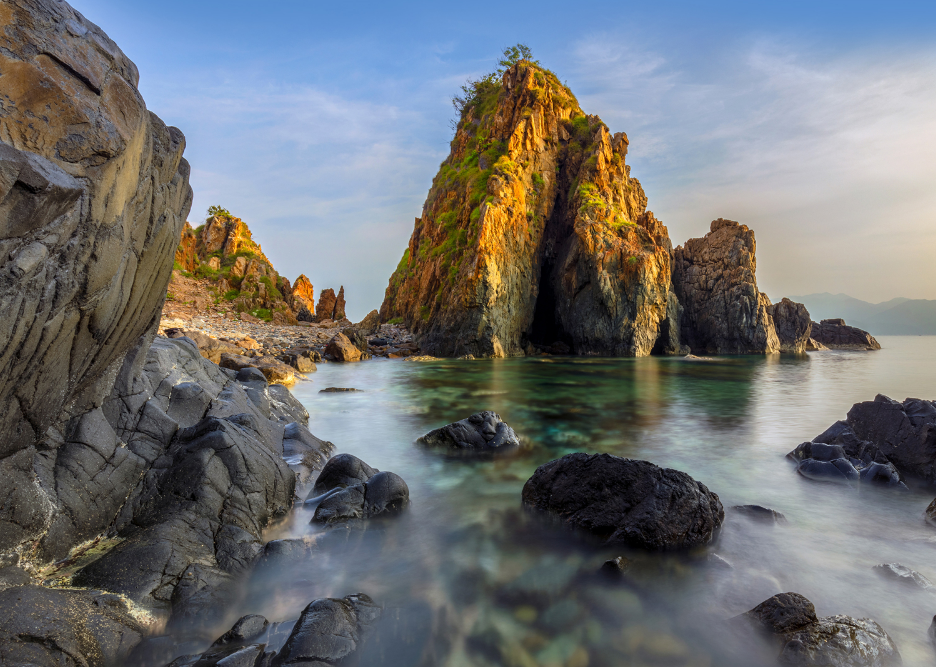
[380, 61, 680, 357]
[0, 0, 192, 554]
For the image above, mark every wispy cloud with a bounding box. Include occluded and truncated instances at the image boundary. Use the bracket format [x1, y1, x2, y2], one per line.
[571, 37, 936, 301]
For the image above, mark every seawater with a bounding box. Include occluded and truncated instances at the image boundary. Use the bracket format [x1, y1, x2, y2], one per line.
[247, 337, 936, 666]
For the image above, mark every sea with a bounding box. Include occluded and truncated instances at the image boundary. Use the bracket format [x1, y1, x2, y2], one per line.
[242, 336, 936, 666]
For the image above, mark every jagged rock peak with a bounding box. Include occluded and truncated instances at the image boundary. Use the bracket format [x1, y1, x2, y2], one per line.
[380, 57, 680, 357]
[673, 219, 780, 354]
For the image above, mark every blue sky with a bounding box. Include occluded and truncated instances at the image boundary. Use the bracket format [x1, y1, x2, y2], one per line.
[76, 1, 936, 320]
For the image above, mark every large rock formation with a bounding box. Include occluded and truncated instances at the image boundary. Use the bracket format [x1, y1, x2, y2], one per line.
[810, 318, 881, 350]
[380, 61, 681, 357]
[0, 0, 192, 555]
[672, 219, 780, 354]
[768, 297, 812, 353]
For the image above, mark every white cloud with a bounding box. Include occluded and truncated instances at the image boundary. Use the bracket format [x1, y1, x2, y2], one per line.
[571, 37, 936, 302]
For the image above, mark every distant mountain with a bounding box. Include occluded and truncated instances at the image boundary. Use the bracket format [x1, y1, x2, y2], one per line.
[787, 292, 936, 335]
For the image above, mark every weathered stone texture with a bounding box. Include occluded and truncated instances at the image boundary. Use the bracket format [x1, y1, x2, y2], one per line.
[673, 219, 780, 354]
[0, 0, 192, 554]
[810, 318, 881, 350]
[768, 297, 812, 353]
[381, 63, 680, 357]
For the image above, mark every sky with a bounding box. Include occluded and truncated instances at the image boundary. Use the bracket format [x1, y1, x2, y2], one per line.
[74, 0, 936, 321]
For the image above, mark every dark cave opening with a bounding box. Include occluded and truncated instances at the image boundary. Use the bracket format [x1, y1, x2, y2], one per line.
[528, 251, 570, 350]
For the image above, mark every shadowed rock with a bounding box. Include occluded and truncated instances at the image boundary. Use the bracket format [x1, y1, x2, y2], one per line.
[737, 592, 901, 666]
[768, 298, 812, 353]
[521, 452, 724, 550]
[418, 411, 520, 454]
[810, 319, 881, 350]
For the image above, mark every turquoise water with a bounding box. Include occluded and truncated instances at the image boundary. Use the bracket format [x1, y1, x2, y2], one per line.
[253, 337, 936, 665]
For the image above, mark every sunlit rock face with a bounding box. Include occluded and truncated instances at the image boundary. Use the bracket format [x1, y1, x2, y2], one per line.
[672, 219, 780, 355]
[380, 62, 681, 358]
[0, 0, 192, 554]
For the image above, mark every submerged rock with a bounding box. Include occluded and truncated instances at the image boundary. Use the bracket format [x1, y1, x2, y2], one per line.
[810, 319, 881, 350]
[732, 505, 787, 524]
[737, 592, 901, 666]
[418, 411, 520, 454]
[672, 219, 780, 355]
[521, 453, 724, 550]
[873, 563, 934, 590]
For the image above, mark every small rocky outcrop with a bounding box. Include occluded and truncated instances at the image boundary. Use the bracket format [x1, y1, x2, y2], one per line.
[308, 454, 409, 526]
[873, 563, 933, 589]
[737, 592, 901, 666]
[315, 286, 347, 323]
[810, 319, 881, 350]
[273, 594, 381, 666]
[793, 394, 936, 486]
[291, 274, 316, 320]
[326, 331, 366, 362]
[381, 59, 681, 358]
[672, 219, 780, 354]
[521, 453, 724, 549]
[768, 298, 812, 353]
[418, 411, 520, 454]
[787, 441, 907, 489]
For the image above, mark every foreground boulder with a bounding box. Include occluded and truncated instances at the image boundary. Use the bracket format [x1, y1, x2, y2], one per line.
[521, 453, 724, 550]
[791, 394, 936, 486]
[273, 593, 381, 666]
[810, 319, 881, 350]
[0, 0, 192, 556]
[672, 219, 780, 354]
[787, 441, 906, 489]
[308, 454, 409, 526]
[737, 592, 901, 666]
[325, 332, 365, 362]
[418, 411, 520, 454]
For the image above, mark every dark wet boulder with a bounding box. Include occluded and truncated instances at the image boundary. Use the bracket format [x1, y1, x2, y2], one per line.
[310, 453, 378, 498]
[787, 437, 908, 490]
[521, 453, 724, 550]
[213, 614, 270, 647]
[272, 594, 381, 666]
[418, 411, 520, 453]
[732, 505, 787, 523]
[873, 563, 933, 590]
[737, 592, 901, 666]
[312, 470, 409, 526]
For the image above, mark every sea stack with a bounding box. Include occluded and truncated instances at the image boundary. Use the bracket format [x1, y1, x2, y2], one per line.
[380, 61, 682, 357]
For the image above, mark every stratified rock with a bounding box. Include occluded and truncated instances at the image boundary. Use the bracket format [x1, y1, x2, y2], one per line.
[873, 563, 933, 589]
[418, 411, 520, 454]
[272, 594, 381, 666]
[672, 219, 780, 354]
[738, 592, 901, 666]
[521, 453, 724, 550]
[0, 586, 145, 667]
[380, 61, 680, 358]
[0, 0, 192, 555]
[810, 319, 881, 350]
[803, 394, 936, 485]
[768, 298, 812, 353]
[325, 332, 364, 362]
